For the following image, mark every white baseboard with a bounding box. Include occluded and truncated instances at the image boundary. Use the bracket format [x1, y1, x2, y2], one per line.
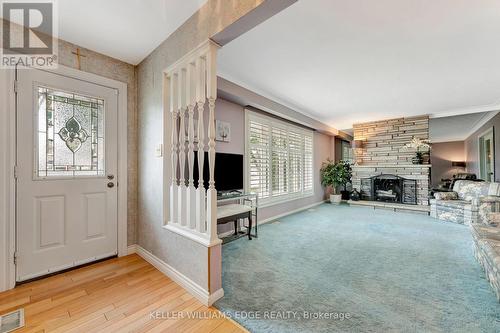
[127, 244, 137, 255]
[258, 200, 327, 225]
[217, 200, 327, 238]
[133, 244, 223, 306]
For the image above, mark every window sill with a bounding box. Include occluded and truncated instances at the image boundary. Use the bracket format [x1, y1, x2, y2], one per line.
[258, 192, 315, 208]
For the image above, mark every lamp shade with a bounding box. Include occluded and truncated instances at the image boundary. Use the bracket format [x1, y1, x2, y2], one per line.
[352, 139, 364, 149]
[452, 161, 466, 168]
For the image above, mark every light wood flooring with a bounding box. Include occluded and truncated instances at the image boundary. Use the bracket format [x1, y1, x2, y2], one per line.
[0, 254, 246, 333]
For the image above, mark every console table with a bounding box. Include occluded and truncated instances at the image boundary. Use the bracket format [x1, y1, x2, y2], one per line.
[217, 193, 258, 242]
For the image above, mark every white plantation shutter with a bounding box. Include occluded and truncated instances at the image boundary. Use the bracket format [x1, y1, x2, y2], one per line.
[304, 135, 313, 193]
[246, 110, 314, 205]
[271, 126, 288, 197]
[248, 120, 271, 199]
[288, 130, 303, 194]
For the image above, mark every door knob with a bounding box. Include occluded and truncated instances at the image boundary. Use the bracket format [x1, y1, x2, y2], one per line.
[107, 182, 115, 188]
[107, 174, 114, 180]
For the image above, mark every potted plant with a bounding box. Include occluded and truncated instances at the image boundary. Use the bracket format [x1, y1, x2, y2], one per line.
[404, 137, 431, 164]
[320, 159, 352, 204]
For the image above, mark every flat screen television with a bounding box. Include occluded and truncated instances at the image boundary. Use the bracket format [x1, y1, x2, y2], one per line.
[193, 152, 244, 193]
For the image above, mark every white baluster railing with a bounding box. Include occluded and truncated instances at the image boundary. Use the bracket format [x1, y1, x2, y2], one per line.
[186, 61, 197, 230]
[196, 56, 207, 234]
[169, 72, 179, 225]
[163, 40, 220, 246]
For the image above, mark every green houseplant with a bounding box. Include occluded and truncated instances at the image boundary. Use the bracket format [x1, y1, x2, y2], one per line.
[320, 159, 352, 204]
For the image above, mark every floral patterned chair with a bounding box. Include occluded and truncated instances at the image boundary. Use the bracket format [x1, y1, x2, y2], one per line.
[471, 211, 500, 301]
[430, 180, 500, 225]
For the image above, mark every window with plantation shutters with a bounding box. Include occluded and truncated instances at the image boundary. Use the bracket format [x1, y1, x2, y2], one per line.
[246, 110, 314, 205]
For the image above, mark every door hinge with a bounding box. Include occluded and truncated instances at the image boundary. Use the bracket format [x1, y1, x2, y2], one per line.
[14, 80, 18, 93]
[14, 165, 18, 180]
[13, 252, 18, 265]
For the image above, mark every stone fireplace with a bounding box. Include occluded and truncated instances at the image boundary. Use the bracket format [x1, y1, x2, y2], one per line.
[351, 116, 430, 206]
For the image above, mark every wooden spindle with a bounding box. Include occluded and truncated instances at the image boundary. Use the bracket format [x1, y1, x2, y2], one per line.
[196, 56, 207, 233]
[205, 42, 219, 243]
[170, 73, 179, 224]
[178, 68, 187, 226]
[186, 62, 197, 230]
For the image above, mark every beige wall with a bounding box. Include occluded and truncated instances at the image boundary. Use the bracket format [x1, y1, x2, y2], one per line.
[430, 141, 465, 186]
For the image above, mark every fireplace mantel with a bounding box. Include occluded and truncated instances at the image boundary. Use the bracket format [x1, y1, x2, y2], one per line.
[353, 165, 431, 168]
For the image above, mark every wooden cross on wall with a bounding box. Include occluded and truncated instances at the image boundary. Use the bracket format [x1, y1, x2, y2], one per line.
[71, 48, 87, 70]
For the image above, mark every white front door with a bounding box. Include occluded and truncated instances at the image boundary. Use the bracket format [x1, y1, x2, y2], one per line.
[16, 68, 118, 281]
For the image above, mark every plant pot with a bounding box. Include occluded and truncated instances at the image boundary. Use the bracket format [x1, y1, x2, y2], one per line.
[330, 194, 342, 205]
[341, 190, 350, 200]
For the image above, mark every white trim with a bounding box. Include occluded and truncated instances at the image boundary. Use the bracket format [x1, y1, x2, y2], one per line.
[134, 244, 223, 306]
[429, 103, 500, 119]
[127, 244, 137, 255]
[465, 111, 499, 141]
[257, 200, 327, 225]
[478, 127, 495, 181]
[0, 65, 128, 292]
[0, 69, 16, 292]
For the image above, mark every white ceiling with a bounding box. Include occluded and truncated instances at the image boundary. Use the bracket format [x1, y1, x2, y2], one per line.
[218, 0, 500, 131]
[56, 0, 207, 65]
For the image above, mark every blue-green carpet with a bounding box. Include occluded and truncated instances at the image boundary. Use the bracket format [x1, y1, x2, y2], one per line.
[214, 204, 500, 332]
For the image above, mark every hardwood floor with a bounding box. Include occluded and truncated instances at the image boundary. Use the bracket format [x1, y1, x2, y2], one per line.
[0, 254, 247, 333]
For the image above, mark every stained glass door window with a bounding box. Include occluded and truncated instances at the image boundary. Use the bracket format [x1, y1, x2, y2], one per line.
[36, 86, 105, 178]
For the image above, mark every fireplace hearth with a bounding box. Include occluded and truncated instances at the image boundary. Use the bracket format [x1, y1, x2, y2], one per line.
[360, 174, 417, 205]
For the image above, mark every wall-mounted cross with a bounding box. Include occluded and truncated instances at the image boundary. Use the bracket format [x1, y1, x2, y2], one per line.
[71, 48, 87, 70]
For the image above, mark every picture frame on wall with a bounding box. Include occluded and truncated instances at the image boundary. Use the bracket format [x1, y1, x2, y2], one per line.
[216, 120, 231, 142]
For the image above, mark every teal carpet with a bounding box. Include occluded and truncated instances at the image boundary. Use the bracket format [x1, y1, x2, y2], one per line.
[214, 204, 500, 332]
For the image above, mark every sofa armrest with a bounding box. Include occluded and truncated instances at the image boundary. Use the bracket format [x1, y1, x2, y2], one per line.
[479, 195, 500, 203]
[434, 191, 458, 200]
[487, 212, 500, 227]
[478, 197, 500, 224]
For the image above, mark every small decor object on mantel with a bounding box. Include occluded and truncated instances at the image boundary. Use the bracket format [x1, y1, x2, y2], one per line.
[215, 120, 231, 142]
[320, 159, 352, 205]
[350, 188, 360, 201]
[404, 137, 431, 165]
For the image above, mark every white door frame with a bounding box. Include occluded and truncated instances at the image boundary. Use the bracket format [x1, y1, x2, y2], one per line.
[478, 127, 495, 181]
[0, 65, 128, 292]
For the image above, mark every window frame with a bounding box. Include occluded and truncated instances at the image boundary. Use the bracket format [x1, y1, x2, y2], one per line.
[245, 110, 314, 207]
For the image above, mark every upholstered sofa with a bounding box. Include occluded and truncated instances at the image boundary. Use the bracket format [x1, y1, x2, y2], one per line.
[430, 180, 500, 225]
[471, 213, 500, 301]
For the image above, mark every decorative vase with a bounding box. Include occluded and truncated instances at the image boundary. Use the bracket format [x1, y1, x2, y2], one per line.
[350, 189, 360, 201]
[412, 152, 423, 165]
